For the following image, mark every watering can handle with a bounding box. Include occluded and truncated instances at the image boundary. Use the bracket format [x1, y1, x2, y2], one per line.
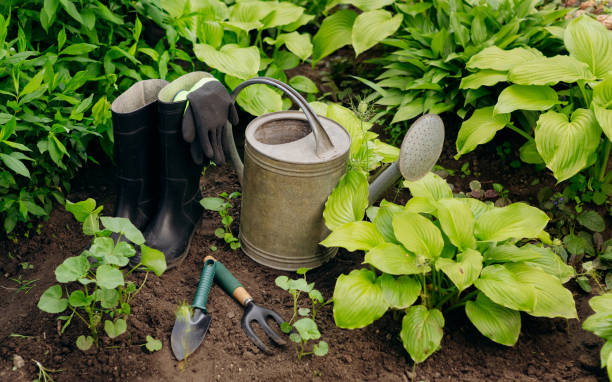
[223, 77, 335, 185]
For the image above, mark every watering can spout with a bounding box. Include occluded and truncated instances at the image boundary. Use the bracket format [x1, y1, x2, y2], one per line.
[367, 114, 445, 206]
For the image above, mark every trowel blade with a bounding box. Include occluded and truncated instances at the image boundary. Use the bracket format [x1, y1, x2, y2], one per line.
[171, 308, 212, 361]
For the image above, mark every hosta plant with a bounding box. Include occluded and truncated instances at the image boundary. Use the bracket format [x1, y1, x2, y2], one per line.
[457, 15, 612, 183]
[582, 292, 612, 381]
[37, 199, 166, 351]
[321, 172, 576, 363]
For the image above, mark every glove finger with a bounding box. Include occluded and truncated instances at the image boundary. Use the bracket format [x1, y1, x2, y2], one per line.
[209, 127, 224, 165]
[198, 125, 215, 160]
[182, 104, 197, 143]
[228, 103, 239, 125]
[190, 141, 204, 165]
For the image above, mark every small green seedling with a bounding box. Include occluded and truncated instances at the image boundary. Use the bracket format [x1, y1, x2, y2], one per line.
[37, 199, 167, 351]
[275, 268, 331, 360]
[9, 275, 37, 293]
[145, 335, 162, 352]
[200, 192, 241, 250]
[32, 359, 62, 382]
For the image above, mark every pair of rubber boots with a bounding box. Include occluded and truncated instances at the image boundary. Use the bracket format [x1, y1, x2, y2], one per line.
[110, 72, 218, 269]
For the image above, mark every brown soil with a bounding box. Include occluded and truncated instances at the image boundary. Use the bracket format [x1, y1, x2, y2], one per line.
[0, 154, 608, 382]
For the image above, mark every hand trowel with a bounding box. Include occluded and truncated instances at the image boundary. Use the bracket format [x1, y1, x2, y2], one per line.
[171, 258, 216, 361]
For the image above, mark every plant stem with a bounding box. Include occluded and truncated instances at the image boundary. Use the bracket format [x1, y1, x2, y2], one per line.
[128, 271, 149, 303]
[507, 123, 535, 143]
[69, 307, 90, 328]
[598, 139, 611, 182]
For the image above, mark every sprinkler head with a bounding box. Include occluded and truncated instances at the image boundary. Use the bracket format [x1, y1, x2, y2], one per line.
[398, 114, 445, 181]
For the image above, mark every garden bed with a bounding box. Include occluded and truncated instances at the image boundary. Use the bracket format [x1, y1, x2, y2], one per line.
[0, 138, 608, 381]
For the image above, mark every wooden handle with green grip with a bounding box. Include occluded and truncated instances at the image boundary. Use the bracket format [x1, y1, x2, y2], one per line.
[192, 259, 216, 312]
[204, 256, 252, 306]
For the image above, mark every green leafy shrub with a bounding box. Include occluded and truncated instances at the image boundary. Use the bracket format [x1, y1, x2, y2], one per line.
[37, 199, 167, 350]
[457, 15, 612, 184]
[0, 1, 187, 235]
[582, 292, 612, 381]
[321, 172, 576, 363]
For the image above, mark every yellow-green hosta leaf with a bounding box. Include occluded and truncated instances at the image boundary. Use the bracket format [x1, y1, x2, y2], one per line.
[583, 311, 612, 339]
[332, 0, 395, 11]
[404, 197, 437, 214]
[372, 139, 399, 163]
[262, 2, 304, 29]
[475, 202, 549, 242]
[455, 107, 510, 159]
[289, 75, 318, 94]
[483, 244, 541, 263]
[461, 198, 493, 220]
[508, 55, 594, 86]
[564, 15, 612, 79]
[589, 293, 612, 313]
[436, 248, 483, 291]
[594, 77, 612, 107]
[494, 85, 559, 115]
[323, 170, 368, 231]
[325, 102, 372, 155]
[333, 269, 388, 328]
[390, 98, 424, 124]
[519, 140, 544, 164]
[506, 263, 577, 319]
[400, 305, 444, 363]
[352, 10, 403, 56]
[227, 1, 272, 31]
[377, 274, 421, 309]
[393, 211, 443, 260]
[521, 244, 575, 283]
[436, 199, 476, 251]
[404, 172, 452, 202]
[465, 292, 521, 346]
[372, 200, 404, 243]
[466, 46, 544, 71]
[268, 32, 313, 61]
[459, 70, 508, 90]
[194, 44, 259, 80]
[475, 264, 536, 312]
[321, 221, 385, 252]
[312, 9, 357, 63]
[595, 104, 612, 142]
[535, 109, 601, 182]
[364, 242, 430, 275]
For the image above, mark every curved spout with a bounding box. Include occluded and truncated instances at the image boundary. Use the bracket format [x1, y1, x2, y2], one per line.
[368, 114, 445, 206]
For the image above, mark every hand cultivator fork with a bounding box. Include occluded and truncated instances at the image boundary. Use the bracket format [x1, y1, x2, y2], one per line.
[205, 256, 287, 353]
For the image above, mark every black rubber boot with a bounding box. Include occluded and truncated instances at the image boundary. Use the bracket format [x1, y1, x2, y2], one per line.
[110, 79, 168, 230]
[130, 73, 214, 268]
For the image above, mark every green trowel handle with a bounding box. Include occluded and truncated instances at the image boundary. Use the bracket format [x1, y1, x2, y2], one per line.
[204, 256, 252, 306]
[192, 259, 216, 312]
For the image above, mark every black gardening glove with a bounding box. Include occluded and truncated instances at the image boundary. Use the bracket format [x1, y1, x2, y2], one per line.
[181, 81, 239, 165]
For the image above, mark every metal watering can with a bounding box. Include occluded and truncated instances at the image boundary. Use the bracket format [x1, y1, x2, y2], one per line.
[224, 77, 444, 271]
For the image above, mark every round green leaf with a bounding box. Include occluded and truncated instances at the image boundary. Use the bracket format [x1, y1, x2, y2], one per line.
[393, 211, 443, 260]
[535, 109, 600, 182]
[400, 305, 444, 363]
[278, 32, 312, 61]
[37, 285, 68, 314]
[97, 288, 120, 309]
[364, 243, 430, 275]
[145, 335, 162, 352]
[140, 245, 167, 276]
[200, 197, 225, 212]
[475, 264, 536, 312]
[475, 202, 549, 242]
[104, 318, 127, 339]
[68, 290, 90, 307]
[352, 10, 402, 56]
[89, 237, 114, 259]
[55, 255, 90, 283]
[465, 292, 521, 346]
[96, 265, 125, 289]
[293, 317, 320, 341]
[313, 340, 328, 356]
[76, 335, 94, 351]
[65, 198, 97, 222]
[100, 217, 145, 245]
[275, 276, 290, 290]
[289, 75, 318, 94]
[333, 269, 388, 328]
[377, 274, 420, 309]
[321, 221, 385, 252]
